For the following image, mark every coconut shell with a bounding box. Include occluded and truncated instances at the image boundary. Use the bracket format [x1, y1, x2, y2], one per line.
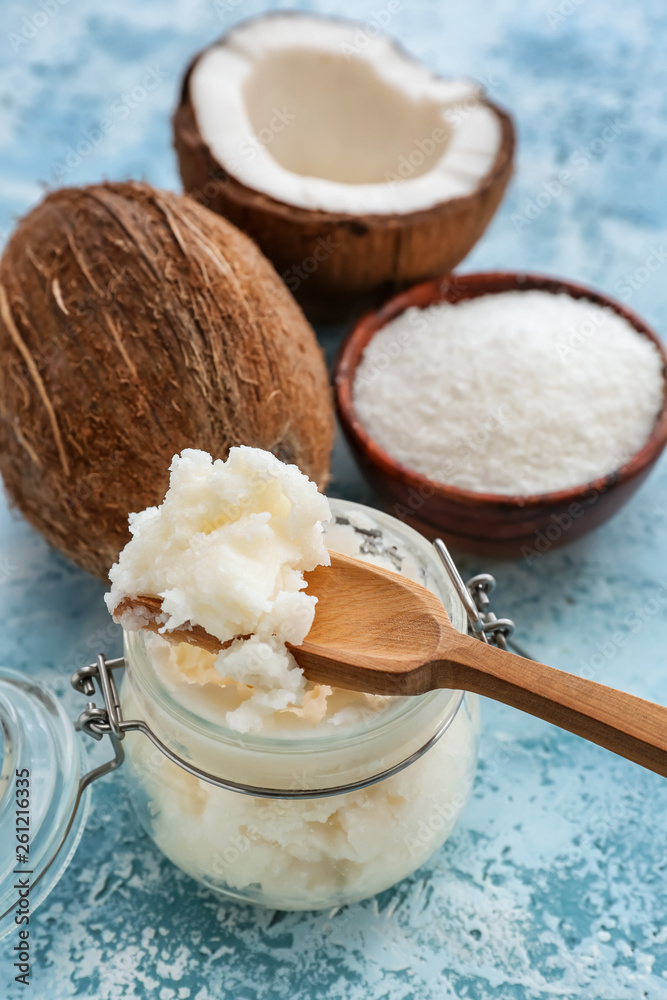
[173, 45, 515, 322]
[0, 181, 335, 578]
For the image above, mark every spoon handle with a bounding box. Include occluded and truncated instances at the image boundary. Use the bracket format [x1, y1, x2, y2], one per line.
[436, 634, 667, 778]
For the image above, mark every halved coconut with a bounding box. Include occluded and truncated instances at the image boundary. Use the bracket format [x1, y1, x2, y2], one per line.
[174, 12, 515, 320]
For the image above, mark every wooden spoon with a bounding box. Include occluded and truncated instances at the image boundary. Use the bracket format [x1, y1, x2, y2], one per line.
[115, 552, 667, 778]
[113, 594, 243, 654]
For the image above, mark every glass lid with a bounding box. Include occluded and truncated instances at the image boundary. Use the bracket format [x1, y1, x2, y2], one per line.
[0, 667, 90, 941]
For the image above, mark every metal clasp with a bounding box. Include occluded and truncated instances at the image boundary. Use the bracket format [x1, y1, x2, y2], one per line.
[71, 655, 125, 791]
[68, 654, 467, 799]
[433, 539, 532, 659]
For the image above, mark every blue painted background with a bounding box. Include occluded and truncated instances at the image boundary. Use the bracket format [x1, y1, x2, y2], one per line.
[2, 0, 667, 996]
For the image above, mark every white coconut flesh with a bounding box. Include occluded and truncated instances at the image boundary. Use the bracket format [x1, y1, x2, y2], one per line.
[190, 15, 502, 216]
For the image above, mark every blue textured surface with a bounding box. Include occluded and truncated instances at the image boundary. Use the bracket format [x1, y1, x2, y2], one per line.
[2, 0, 667, 996]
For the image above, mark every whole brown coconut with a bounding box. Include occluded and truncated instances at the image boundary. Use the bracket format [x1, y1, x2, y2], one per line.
[173, 14, 515, 322]
[0, 181, 335, 578]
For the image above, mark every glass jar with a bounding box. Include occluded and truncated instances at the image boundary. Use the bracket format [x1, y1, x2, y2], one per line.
[119, 499, 480, 911]
[0, 669, 90, 940]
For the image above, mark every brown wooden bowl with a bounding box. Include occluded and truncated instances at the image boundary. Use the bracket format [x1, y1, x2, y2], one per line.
[335, 271, 667, 558]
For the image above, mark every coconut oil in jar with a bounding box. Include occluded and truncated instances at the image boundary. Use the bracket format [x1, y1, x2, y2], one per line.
[118, 498, 479, 910]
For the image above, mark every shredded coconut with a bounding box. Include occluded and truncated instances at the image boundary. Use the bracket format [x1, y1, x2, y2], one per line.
[353, 291, 664, 495]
